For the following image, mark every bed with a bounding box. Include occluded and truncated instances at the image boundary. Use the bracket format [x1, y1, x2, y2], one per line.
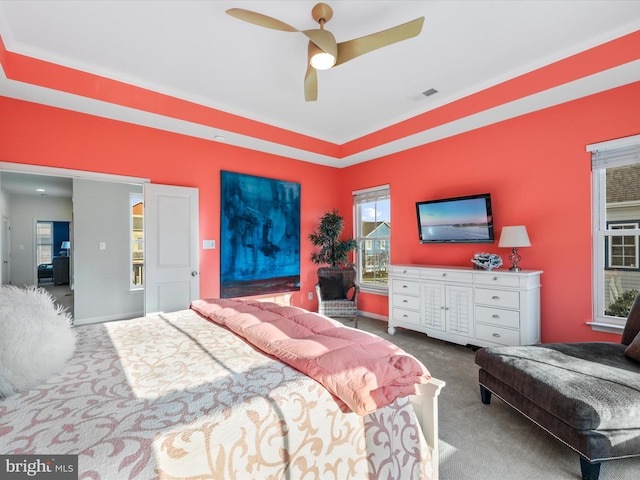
[0, 299, 444, 479]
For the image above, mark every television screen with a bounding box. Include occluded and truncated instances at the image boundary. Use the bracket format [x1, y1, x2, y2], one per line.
[416, 193, 494, 243]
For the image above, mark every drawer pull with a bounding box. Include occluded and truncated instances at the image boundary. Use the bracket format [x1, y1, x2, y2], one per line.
[491, 295, 500, 300]
[402, 285, 408, 288]
[442, 273, 447, 277]
[492, 314, 500, 319]
[402, 299, 408, 303]
[492, 333, 501, 338]
[403, 314, 409, 318]
[493, 276, 498, 281]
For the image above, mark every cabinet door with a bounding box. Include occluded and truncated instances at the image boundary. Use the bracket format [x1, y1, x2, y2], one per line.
[445, 285, 473, 337]
[423, 282, 446, 331]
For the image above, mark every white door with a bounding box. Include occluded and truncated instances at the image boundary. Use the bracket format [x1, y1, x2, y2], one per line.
[144, 184, 199, 315]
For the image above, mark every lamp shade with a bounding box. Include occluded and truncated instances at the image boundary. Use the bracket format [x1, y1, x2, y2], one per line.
[61, 241, 71, 249]
[498, 226, 531, 248]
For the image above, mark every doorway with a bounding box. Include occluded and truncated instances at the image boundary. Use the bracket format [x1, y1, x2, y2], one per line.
[0, 164, 148, 324]
[36, 220, 73, 316]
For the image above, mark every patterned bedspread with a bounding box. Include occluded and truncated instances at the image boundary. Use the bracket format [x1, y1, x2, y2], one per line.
[0, 309, 432, 479]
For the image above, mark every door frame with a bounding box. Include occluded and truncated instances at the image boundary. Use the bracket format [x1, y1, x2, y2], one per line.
[2, 216, 10, 285]
[0, 162, 150, 309]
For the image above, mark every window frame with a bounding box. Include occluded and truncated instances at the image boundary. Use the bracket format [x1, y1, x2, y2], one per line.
[589, 134, 640, 333]
[36, 221, 54, 266]
[353, 185, 391, 295]
[130, 193, 144, 290]
[605, 221, 640, 270]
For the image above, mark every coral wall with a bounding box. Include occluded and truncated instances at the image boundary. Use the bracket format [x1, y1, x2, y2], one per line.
[0, 96, 339, 311]
[2, 81, 640, 342]
[340, 81, 640, 343]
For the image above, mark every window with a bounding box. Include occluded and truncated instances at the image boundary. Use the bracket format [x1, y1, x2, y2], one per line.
[36, 221, 53, 265]
[354, 185, 390, 291]
[606, 222, 639, 269]
[131, 194, 144, 288]
[589, 135, 640, 331]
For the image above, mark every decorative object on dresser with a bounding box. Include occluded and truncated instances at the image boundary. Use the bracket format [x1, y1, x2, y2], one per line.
[388, 265, 542, 347]
[498, 225, 531, 271]
[471, 252, 503, 270]
[309, 209, 359, 324]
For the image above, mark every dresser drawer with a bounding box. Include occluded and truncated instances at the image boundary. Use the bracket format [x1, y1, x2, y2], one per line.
[391, 308, 422, 326]
[392, 294, 420, 311]
[391, 278, 420, 295]
[422, 269, 473, 283]
[474, 273, 521, 288]
[475, 306, 520, 329]
[475, 288, 520, 309]
[475, 323, 520, 346]
[389, 266, 423, 277]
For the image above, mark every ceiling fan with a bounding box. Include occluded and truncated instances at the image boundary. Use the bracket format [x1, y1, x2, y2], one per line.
[226, 3, 425, 102]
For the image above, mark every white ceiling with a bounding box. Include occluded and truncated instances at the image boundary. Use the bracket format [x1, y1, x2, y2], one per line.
[0, 171, 72, 197]
[0, 0, 639, 167]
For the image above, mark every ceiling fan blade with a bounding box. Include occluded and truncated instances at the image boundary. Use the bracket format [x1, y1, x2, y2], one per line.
[225, 8, 299, 32]
[304, 42, 318, 102]
[302, 29, 338, 58]
[335, 17, 425, 66]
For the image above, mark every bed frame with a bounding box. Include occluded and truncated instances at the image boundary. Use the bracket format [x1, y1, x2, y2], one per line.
[413, 377, 446, 480]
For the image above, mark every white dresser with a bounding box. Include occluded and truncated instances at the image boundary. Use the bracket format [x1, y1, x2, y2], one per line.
[388, 265, 542, 347]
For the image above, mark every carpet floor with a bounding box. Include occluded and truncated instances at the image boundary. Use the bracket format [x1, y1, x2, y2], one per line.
[39, 281, 74, 318]
[339, 315, 640, 480]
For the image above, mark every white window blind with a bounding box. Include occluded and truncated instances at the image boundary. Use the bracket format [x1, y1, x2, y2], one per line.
[353, 185, 390, 204]
[589, 134, 640, 169]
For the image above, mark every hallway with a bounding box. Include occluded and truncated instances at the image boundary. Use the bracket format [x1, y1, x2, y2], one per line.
[39, 281, 73, 319]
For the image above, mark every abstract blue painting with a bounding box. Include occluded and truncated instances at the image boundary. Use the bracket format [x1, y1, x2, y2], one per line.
[220, 171, 301, 298]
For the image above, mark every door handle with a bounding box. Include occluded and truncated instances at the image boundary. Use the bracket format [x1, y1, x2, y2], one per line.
[191, 271, 199, 277]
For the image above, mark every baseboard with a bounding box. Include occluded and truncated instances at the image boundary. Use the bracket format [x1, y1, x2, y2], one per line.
[358, 310, 388, 322]
[73, 310, 144, 326]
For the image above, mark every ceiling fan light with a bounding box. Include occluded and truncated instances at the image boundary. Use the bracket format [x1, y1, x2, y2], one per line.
[310, 51, 335, 70]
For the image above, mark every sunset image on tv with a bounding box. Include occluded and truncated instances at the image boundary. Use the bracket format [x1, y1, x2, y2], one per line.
[418, 197, 492, 242]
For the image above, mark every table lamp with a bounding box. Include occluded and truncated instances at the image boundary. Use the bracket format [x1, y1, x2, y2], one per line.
[498, 226, 530, 271]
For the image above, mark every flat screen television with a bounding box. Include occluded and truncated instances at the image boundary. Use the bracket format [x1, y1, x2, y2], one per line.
[416, 193, 494, 243]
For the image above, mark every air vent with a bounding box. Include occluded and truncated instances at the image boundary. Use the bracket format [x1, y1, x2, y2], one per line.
[422, 88, 438, 97]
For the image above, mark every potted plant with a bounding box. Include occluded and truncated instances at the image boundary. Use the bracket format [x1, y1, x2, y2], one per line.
[308, 209, 360, 323]
[308, 209, 358, 268]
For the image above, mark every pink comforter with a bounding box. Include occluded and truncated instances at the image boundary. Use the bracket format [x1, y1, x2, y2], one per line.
[190, 298, 431, 415]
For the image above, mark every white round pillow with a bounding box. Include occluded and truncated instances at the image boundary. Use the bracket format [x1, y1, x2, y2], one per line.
[0, 286, 76, 397]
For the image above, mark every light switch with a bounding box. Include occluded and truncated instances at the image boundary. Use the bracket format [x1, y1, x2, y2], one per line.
[99, 242, 106, 250]
[203, 240, 216, 249]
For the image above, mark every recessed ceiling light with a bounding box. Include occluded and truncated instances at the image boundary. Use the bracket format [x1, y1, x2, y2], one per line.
[214, 135, 226, 142]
